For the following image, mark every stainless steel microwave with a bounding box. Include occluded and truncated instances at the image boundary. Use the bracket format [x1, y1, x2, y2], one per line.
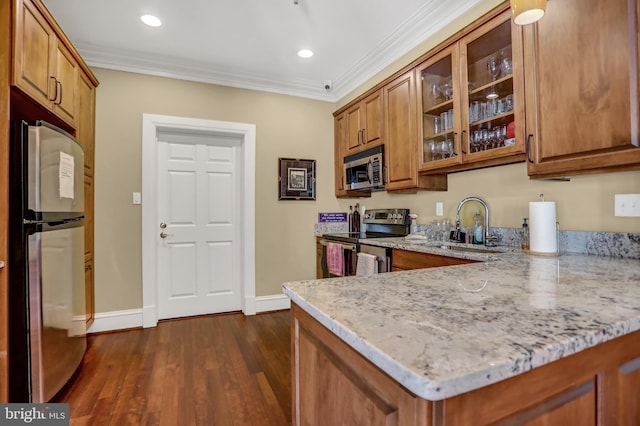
[343, 145, 384, 191]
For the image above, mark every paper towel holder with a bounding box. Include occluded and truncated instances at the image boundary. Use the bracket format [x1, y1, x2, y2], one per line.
[525, 193, 561, 256]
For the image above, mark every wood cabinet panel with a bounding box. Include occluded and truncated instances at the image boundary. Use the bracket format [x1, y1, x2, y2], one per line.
[12, 0, 54, 106]
[292, 304, 429, 426]
[334, 111, 371, 198]
[345, 89, 384, 154]
[392, 249, 477, 271]
[384, 70, 419, 191]
[84, 175, 94, 326]
[77, 71, 95, 177]
[51, 38, 77, 124]
[12, 0, 79, 128]
[84, 255, 94, 327]
[293, 299, 640, 425]
[524, 0, 640, 177]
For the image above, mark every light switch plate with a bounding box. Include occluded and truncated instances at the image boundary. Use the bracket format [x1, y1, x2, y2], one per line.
[614, 194, 640, 217]
[436, 202, 443, 217]
[133, 192, 142, 205]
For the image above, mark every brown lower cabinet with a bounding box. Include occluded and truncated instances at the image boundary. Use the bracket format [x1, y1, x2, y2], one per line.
[291, 302, 640, 425]
[391, 248, 477, 271]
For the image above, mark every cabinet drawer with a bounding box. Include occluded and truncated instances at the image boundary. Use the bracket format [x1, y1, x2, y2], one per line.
[392, 248, 477, 270]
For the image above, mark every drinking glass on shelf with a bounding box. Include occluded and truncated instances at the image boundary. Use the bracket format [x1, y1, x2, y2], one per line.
[498, 125, 507, 147]
[433, 116, 441, 134]
[505, 94, 514, 112]
[440, 111, 449, 131]
[496, 98, 505, 115]
[487, 56, 500, 81]
[481, 129, 490, 150]
[472, 130, 482, 152]
[470, 101, 480, 122]
[426, 140, 436, 161]
[487, 99, 497, 118]
[429, 83, 441, 104]
[445, 138, 454, 158]
[500, 54, 513, 76]
[438, 140, 448, 159]
[442, 81, 453, 101]
[479, 102, 487, 120]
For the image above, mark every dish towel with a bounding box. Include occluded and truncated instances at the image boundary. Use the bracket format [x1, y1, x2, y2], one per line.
[356, 252, 378, 276]
[327, 242, 344, 277]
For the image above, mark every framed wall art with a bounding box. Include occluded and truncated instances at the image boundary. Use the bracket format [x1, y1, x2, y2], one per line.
[278, 158, 316, 200]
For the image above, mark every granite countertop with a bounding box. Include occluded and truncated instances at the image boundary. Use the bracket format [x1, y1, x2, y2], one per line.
[282, 243, 640, 401]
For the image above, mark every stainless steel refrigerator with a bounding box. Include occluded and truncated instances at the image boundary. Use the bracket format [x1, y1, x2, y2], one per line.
[8, 120, 86, 402]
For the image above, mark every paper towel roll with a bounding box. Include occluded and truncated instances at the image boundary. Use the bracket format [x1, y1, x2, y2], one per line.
[529, 201, 558, 254]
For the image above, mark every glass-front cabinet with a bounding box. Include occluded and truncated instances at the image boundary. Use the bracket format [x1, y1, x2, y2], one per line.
[418, 9, 525, 173]
[417, 45, 461, 169]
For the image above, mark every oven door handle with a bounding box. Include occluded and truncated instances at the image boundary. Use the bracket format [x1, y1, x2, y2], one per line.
[320, 240, 357, 251]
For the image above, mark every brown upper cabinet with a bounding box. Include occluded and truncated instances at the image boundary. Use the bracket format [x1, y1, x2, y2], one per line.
[384, 70, 420, 191]
[417, 9, 526, 174]
[382, 70, 449, 193]
[345, 89, 384, 155]
[523, 0, 640, 178]
[12, 0, 78, 127]
[334, 110, 372, 198]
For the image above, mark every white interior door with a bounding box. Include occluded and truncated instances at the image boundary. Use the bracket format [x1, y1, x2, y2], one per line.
[156, 131, 242, 319]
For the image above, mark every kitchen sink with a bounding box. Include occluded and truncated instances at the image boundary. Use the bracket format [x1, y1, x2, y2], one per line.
[439, 244, 504, 254]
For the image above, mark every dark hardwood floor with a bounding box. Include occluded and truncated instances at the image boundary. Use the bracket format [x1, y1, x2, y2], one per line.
[54, 310, 292, 426]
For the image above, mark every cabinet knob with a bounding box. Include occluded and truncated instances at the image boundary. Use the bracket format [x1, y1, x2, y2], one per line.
[160, 232, 167, 239]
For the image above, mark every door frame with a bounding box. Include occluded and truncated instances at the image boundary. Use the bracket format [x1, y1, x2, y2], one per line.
[141, 113, 256, 328]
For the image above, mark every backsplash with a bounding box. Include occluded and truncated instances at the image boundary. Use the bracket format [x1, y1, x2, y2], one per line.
[490, 228, 640, 259]
[314, 223, 640, 259]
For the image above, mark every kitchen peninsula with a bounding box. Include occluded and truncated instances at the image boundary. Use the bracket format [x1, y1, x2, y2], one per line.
[283, 247, 640, 425]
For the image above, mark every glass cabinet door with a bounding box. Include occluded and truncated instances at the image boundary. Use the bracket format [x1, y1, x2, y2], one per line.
[461, 16, 523, 159]
[418, 45, 462, 170]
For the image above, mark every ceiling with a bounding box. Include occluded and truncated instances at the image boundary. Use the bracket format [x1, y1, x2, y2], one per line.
[42, 0, 483, 102]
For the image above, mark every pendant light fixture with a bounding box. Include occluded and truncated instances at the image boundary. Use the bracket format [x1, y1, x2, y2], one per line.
[510, 0, 546, 25]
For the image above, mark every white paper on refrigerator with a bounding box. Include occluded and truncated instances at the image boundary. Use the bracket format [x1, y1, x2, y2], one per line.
[59, 151, 74, 199]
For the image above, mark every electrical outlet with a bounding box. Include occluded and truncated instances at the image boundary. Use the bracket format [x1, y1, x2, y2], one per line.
[614, 194, 640, 217]
[436, 202, 443, 217]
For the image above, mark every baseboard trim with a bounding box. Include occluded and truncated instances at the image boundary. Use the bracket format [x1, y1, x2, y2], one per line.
[87, 309, 143, 334]
[255, 294, 291, 313]
[89, 294, 291, 333]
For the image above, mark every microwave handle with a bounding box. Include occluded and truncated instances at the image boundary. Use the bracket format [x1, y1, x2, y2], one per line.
[367, 160, 372, 184]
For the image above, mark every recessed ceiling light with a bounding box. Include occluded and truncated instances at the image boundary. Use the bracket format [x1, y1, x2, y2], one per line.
[141, 14, 162, 27]
[298, 49, 314, 59]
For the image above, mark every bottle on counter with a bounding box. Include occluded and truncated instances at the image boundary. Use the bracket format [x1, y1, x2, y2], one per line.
[521, 218, 530, 250]
[348, 206, 353, 233]
[473, 211, 484, 244]
[409, 213, 418, 234]
[353, 203, 360, 234]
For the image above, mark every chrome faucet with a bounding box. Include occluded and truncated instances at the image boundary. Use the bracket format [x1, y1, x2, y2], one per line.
[455, 197, 497, 246]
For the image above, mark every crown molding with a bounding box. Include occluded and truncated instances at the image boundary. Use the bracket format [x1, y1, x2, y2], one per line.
[75, 0, 481, 103]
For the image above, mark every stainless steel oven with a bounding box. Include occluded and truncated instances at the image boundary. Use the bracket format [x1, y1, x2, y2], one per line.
[320, 208, 409, 278]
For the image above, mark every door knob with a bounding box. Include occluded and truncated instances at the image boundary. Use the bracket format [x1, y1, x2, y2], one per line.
[160, 232, 167, 239]
[160, 222, 167, 229]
